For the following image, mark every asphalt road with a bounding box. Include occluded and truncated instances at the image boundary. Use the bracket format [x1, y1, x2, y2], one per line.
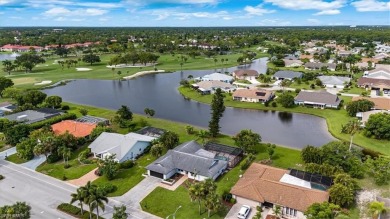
[0, 160, 159, 219]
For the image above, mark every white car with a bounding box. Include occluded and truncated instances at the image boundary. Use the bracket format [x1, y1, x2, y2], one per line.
[237, 205, 251, 219]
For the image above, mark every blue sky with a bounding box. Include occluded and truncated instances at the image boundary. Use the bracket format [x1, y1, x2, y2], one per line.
[0, 0, 389, 26]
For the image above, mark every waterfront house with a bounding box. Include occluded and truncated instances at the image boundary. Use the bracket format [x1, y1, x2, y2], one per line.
[4, 108, 62, 124]
[195, 73, 234, 83]
[192, 81, 236, 94]
[294, 91, 341, 109]
[233, 69, 259, 80]
[232, 88, 274, 103]
[273, 71, 303, 80]
[51, 120, 96, 138]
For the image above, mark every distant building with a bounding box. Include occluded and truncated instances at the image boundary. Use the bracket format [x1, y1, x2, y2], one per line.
[195, 73, 234, 83]
[4, 108, 62, 124]
[273, 71, 303, 80]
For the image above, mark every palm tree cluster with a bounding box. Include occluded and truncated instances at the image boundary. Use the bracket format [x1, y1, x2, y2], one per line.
[70, 181, 109, 219]
[188, 179, 222, 218]
[57, 59, 78, 70]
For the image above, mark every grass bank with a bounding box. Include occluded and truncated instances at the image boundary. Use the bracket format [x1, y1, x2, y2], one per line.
[178, 86, 390, 155]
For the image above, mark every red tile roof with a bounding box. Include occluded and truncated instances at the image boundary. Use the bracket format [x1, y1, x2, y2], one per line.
[51, 120, 96, 138]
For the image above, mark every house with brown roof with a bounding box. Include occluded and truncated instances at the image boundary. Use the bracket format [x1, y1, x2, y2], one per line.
[230, 163, 329, 219]
[232, 88, 274, 103]
[357, 77, 390, 91]
[51, 120, 97, 138]
[232, 69, 259, 80]
[294, 91, 341, 109]
[352, 97, 390, 110]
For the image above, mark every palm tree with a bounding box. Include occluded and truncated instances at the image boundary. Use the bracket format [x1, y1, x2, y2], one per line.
[342, 119, 361, 151]
[87, 187, 108, 219]
[197, 130, 210, 144]
[58, 146, 72, 166]
[70, 188, 86, 215]
[204, 193, 221, 218]
[368, 201, 387, 219]
[188, 182, 204, 215]
[80, 181, 96, 219]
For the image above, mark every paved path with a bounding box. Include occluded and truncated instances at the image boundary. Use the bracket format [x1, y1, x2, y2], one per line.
[68, 168, 99, 186]
[159, 175, 188, 191]
[0, 160, 160, 219]
[225, 203, 257, 219]
[0, 147, 16, 160]
[113, 176, 161, 210]
[20, 155, 46, 170]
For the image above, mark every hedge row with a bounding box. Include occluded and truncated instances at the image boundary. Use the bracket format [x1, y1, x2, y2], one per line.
[29, 113, 77, 130]
[57, 203, 104, 219]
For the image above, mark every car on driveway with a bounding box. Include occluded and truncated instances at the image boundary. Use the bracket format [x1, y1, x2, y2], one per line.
[237, 205, 251, 219]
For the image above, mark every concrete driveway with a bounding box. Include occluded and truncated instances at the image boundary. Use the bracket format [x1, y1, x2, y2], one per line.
[225, 203, 257, 219]
[0, 147, 16, 160]
[20, 155, 46, 170]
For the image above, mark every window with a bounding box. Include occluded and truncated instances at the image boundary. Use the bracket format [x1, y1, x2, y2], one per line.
[283, 207, 297, 217]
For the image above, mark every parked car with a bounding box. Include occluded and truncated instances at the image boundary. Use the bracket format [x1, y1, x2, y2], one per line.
[237, 205, 251, 219]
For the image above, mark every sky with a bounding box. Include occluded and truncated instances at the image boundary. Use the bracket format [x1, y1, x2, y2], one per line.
[0, 0, 389, 27]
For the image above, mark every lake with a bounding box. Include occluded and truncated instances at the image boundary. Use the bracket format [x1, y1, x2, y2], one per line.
[0, 53, 20, 61]
[44, 58, 335, 148]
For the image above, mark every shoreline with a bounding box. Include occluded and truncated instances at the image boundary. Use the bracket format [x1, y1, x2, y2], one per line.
[123, 70, 166, 80]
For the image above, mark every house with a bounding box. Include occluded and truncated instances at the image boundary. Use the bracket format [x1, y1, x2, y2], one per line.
[317, 76, 351, 88]
[364, 67, 390, 80]
[373, 53, 389, 60]
[233, 69, 259, 80]
[232, 88, 274, 103]
[352, 97, 390, 110]
[88, 132, 155, 162]
[357, 77, 390, 91]
[51, 120, 97, 138]
[192, 81, 236, 94]
[75, 115, 110, 125]
[230, 163, 329, 219]
[299, 54, 314, 61]
[294, 91, 341, 109]
[337, 50, 353, 57]
[203, 142, 243, 168]
[195, 73, 234, 83]
[273, 71, 303, 80]
[3, 108, 62, 124]
[356, 110, 388, 127]
[0, 44, 43, 52]
[146, 141, 228, 181]
[305, 62, 336, 71]
[283, 59, 303, 68]
[136, 126, 166, 138]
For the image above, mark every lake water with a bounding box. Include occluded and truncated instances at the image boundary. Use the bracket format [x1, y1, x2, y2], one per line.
[44, 58, 335, 148]
[0, 53, 20, 61]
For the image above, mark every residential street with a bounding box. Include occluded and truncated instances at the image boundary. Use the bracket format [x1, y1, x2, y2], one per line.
[0, 160, 160, 219]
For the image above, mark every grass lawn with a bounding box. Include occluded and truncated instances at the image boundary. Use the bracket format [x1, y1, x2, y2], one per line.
[36, 144, 97, 180]
[5, 153, 28, 164]
[178, 87, 390, 155]
[92, 153, 156, 197]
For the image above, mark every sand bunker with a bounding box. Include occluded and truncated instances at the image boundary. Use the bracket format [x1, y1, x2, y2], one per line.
[123, 70, 165, 80]
[34, 80, 52, 86]
[106, 63, 156, 68]
[76, 68, 92, 71]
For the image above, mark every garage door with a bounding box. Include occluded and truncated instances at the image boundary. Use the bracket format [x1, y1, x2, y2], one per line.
[150, 171, 164, 179]
[236, 197, 259, 207]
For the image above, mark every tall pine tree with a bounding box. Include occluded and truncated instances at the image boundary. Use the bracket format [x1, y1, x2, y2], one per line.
[208, 88, 225, 137]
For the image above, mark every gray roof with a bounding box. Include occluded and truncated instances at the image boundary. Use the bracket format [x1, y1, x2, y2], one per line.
[146, 141, 227, 178]
[274, 71, 303, 79]
[3, 109, 62, 124]
[317, 76, 351, 86]
[305, 62, 336, 70]
[295, 91, 341, 106]
[88, 132, 155, 161]
[194, 81, 235, 91]
[75, 115, 109, 124]
[197, 73, 233, 82]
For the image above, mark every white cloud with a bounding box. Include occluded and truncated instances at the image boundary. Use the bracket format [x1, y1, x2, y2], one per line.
[144, 8, 232, 21]
[0, 0, 15, 5]
[43, 7, 108, 17]
[352, 0, 390, 12]
[264, 0, 345, 15]
[314, 9, 340, 15]
[244, 5, 276, 16]
[26, 0, 122, 9]
[124, 0, 219, 6]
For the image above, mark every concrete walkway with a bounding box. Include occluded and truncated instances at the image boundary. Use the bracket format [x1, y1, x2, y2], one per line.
[68, 167, 99, 186]
[113, 176, 161, 209]
[0, 147, 16, 160]
[20, 155, 46, 170]
[159, 175, 188, 191]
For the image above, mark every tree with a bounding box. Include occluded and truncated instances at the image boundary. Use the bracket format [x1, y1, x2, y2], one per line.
[0, 77, 14, 98]
[116, 105, 133, 120]
[305, 202, 341, 219]
[208, 88, 225, 137]
[159, 131, 179, 149]
[267, 144, 276, 160]
[14, 53, 45, 73]
[99, 154, 119, 180]
[365, 156, 390, 185]
[117, 71, 122, 80]
[204, 193, 221, 218]
[34, 135, 57, 159]
[233, 129, 261, 153]
[0, 202, 31, 219]
[16, 138, 36, 160]
[85, 184, 108, 218]
[329, 183, 355, 207]
[113, 205, 128, 219]
[185, 125, 194, 134]
[2, 87, 21, 99]
[197, 130, 210, 144]
[90, 126, 113, 140]
[301, 145, 323, 164]
[150, 144, 164, 157]
[364, 113, 390, 140]
[2, 60, 14, 75]
[58, 146, 72, 166]
[144, 108, 155, 117]
[188, 182, 204, 214]
[16, 90, 47, 107]
[45, 96, 62, 109]
[82, 53, 101, 65]
[79, 108, 88, 116]
[333, 173, 359, 191]
[277, 92, 295, 108]
[4, 124, 31, 146]
[341, 119, 361, 151]
[70, 188, 86, 215]
[346, 99, 374, 117]
[368, 201, 388, 219]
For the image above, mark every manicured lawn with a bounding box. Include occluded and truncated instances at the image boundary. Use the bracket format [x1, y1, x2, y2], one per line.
[92, 153, 156, 197]
[36, 144, 98, 180]
[5, 154, 28, 164]
[178, 87, 390, 155]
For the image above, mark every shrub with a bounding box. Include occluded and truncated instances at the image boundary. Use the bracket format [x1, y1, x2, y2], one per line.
[264, 101, 269, 107]
[47, 153, 61, 164]
[29, 113, 77, 130]
[362, 148, 381, 159]
[120, 160, 136, 169]
[0, 175, 4, 180]
[295, 88, 301, 94]
[62, 175, 67, 181]
[100, 183, 118, 194]
[57, 203, 80, 215]
[61, 105, 70, 110]
[230, 198, 237, 204]
[271, 102, 277, 107]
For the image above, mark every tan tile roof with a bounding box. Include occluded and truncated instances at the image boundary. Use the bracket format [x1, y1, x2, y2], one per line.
[352, 97, 390, 110]
[299, 54, 313, 60]
[230, 163, 329, 212]
[233, 69, 259, 77]
[233, 89, 274, 101]
[357, 78, 390, 90]
[51, 120, 97, 138]
[361, 58, 380, 64]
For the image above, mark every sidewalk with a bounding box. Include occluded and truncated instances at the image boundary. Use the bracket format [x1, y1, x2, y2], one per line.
[67, 167, 99, 186]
